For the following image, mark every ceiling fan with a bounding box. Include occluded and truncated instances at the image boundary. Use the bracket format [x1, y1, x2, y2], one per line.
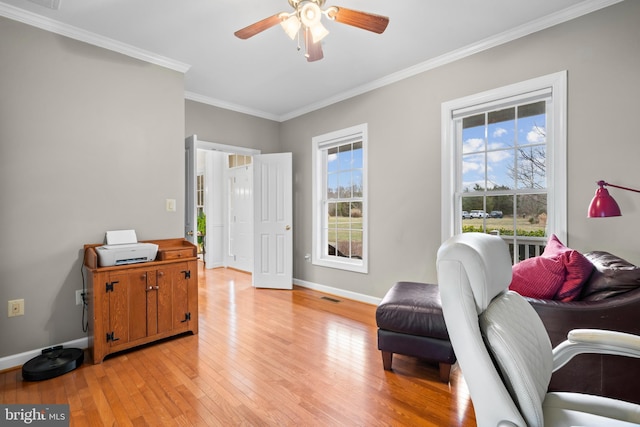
[234, 0, 389, 62]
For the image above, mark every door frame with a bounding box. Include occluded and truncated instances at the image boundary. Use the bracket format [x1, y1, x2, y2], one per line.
[185, 135, 260, 269]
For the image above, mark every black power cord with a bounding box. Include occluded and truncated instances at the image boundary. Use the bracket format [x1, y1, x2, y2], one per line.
[80, 257, 89, 333]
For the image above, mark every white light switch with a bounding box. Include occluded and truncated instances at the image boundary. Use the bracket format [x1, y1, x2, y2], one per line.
[166, 199, 176, 212]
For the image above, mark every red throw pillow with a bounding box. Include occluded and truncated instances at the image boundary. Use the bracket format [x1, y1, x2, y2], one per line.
[510, 255, 565, 299]
[542, 235, 594, 301]
[509, 234, 594, 301]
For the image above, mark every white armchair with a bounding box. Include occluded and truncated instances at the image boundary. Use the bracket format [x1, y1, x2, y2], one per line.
[436, 233, 640, 427]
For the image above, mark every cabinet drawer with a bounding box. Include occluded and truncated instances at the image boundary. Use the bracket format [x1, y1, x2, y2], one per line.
[157, 248, 194, 260]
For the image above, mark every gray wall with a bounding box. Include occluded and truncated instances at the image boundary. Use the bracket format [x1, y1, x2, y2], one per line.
[185, 101, 280, 153]
[0, 17, 185, 358]
[281, 0, 640, 299]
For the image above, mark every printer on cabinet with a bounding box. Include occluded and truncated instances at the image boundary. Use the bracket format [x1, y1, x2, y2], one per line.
[95, 229, 158, 267]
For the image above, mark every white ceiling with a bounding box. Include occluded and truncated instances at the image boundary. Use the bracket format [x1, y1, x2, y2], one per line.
[0, 0, 621, 121]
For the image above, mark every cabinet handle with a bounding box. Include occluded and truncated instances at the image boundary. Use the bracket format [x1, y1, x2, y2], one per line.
[158, 271, 164, 277]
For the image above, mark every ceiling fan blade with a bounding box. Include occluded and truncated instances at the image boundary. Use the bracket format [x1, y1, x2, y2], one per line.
[328, 7, 389, 34]
[234, 14, 284, 40]
[305, 30, 324, 62]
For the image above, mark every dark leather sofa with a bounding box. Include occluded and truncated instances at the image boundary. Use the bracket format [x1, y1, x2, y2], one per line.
[526, 251, 640, 404]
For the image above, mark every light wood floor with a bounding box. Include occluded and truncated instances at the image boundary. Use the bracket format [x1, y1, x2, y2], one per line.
[0, 263, 477, 426]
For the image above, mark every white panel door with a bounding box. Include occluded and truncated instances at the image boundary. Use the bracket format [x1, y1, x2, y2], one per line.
[228, 165, 253, 272]
[184, 135, 197, 245]
[253, 153, 293, 289]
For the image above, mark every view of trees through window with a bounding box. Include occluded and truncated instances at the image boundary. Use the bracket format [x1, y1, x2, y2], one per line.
[460, 100, 548, 238]
[325, 141, 363, 259]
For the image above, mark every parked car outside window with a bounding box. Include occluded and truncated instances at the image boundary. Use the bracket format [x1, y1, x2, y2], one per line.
[490, 210, 503, 218]
[470, 210, 487, 218]
[462, 211, 471, 219]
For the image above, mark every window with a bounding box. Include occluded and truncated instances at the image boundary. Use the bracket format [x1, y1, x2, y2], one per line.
[312, 124, 368, 273]
[441, 72, 567, 263]
[196, 174, 205, 254]
[196, 174, 205, 214]
[228, 154, 252, 168]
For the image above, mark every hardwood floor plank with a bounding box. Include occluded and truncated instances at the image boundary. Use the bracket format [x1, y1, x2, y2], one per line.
[0, 264, 476, 426]
[98, 374, 134, 427]
[127, 353, 180, 425]
[0, 369, 17, 404]
[82, 364, 115, 426]
[102, 363, 142, 420]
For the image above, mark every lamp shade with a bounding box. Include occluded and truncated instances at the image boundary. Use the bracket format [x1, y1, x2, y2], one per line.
[588, 186, 622, 217]
[281, 15, 301, 40]
[309, 21, 329, 43]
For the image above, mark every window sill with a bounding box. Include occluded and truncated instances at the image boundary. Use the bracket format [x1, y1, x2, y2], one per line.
[312, 257, 368, 274]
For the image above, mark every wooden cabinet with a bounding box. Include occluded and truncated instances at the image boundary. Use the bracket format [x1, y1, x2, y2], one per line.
[83, 238, 198, 364]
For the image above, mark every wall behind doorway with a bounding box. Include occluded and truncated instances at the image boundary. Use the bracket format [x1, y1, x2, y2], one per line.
[185, 101, 280, 154]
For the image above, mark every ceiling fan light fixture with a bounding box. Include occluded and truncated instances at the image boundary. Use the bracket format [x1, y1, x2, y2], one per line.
[280, 14, 301, 40]
[300, 2, 322, 27]
[309, 22, 329, 43]
[234, 0, 389, 61]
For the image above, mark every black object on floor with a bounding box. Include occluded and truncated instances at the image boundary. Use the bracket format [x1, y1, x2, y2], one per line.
[22, 346, 84, 381]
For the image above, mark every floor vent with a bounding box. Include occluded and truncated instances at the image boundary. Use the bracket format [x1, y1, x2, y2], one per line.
[320, 296, 341, 303]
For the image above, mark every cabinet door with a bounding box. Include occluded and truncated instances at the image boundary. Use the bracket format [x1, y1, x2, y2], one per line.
[172, 263, 191, 331]
[156, 268, 173, 334]
[146, 269, 158, 336]
[129, 269, 151, 342]
[107, 271, 131, 348]
[156, 263, 190, 333]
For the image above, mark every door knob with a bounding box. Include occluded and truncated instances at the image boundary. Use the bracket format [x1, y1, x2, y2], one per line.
[187, 231, 194, 236]
[285, 225, 291, 230]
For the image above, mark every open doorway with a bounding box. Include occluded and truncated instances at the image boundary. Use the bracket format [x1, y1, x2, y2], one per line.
[186, 135, 293, 289]
[202, 151, 253, 271]
[186, 135, 260, 272]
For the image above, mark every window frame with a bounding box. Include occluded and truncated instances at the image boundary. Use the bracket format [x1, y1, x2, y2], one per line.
[441, 71, 567, 249]
[312, 123, 368, 273]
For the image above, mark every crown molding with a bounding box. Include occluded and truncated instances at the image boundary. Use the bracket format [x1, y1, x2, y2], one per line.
[276, 0, 623, 122]
[185, 92, 281, 122]
[2, 0, 623, 121]
[0, 3, 191, 73]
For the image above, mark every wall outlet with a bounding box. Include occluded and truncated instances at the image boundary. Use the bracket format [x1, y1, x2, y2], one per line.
[75, 290, 84, 306]
[8, 299, 24, 317]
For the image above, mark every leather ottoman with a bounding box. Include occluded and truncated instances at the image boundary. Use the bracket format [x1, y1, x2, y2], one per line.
[376, 281, 456, 382]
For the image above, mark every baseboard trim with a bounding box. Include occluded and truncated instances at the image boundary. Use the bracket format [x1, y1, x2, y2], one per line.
[0, 337, 88, 372]
[293, 278, 382, 306]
